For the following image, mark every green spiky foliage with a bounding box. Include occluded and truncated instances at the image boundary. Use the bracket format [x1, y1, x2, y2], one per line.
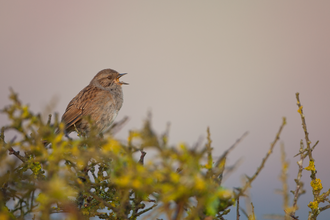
[0, 90, 235, 220]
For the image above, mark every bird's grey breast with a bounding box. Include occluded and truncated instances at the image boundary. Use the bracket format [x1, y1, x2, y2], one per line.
[99, 87, 123, 133]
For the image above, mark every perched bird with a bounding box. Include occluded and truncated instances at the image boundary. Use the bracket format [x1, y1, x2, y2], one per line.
[61, 69, 128, 135]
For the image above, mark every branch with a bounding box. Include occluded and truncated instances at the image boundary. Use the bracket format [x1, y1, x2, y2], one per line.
[1, 127, 27, 163]
[295, 93, 313, 160]
[236, 196, 240, 220]
[291, 140, 305, 215]
[240, 117, 286, 196]
[215, 131, 248, 167]
[139, 150, 147, 165]
[214, 131, 248, 185]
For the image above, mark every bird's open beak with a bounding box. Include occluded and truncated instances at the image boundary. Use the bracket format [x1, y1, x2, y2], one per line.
[117, 73, 128, 85]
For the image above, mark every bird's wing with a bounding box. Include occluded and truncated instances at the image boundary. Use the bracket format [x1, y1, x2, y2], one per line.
[61, 85, 108, 130]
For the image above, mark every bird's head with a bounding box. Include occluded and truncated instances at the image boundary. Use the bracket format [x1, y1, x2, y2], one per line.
[92, 69, 128, 88]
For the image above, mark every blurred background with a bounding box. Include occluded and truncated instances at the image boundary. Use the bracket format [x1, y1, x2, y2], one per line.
[1, 1, 330, 219]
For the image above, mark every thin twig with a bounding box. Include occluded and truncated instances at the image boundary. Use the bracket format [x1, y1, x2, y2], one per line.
[137, 203, 158, 216]
[320, 204, 330, 212]
[292, 140, 305, 215]
[0, 127, 5, 143]
[239, 207, 249, 218]
[311, 140, 319, 151]
[222, 158, 243, 182]
[236, 196, 240, 220]
[8, 146, 26, 163]
[241, 176, 252, 216]
[215, 131, 248, 167]
[240, 118, 286, 196]
[284, 210, 299, 220]
[250, 202, 256, 220]
[205, 127, 213, 177]
[88, 190, 118, 210]
[215, 131, 248, 185]
[295, 93, 313, 161]
[47, 114, 52, 125]
[108, 116, 129, 135]
[139, 150, 147, 165]
[279, 143, 290, 220]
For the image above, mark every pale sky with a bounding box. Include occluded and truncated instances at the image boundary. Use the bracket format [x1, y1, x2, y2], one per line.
[1, 1, 330, 219]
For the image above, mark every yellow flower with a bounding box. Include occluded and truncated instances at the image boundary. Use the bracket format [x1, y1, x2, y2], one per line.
[71, 145, 79, 156]
[22, 105, 30, 118]
[216, 188, 233, 199]
[53, 133, 63, 144]
[305, 160, 315, 171]
[218, 158, 226, 169]
[127, 131, 140, 143]
[102, 139, 121, 153]
[308, 201, 319, 210]
[311, 178, 323, 191]
[132, 179, 141, 189]
[0, 213, 9, 220]
[170, 172, 180, 183]
[284, 206, 298, 214]
[204, 163, 212, 169]
[76, 159, 85, 169]
[77, 178, 83, 185]
[115, 175, 130, 187]
[179, 143, 185, 149]
[153, 171, 165, 182]
[195, 175, 205, 191]
[248, 213, 256, 220]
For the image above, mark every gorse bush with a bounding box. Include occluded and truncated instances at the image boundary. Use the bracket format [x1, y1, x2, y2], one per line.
[0, 90, 329, 220]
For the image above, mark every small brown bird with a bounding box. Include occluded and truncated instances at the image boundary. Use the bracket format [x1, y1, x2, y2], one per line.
[61, 69, 128, 135]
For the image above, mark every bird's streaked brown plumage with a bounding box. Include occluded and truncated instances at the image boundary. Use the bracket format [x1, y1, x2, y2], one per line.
[61, 68, 128, 135]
